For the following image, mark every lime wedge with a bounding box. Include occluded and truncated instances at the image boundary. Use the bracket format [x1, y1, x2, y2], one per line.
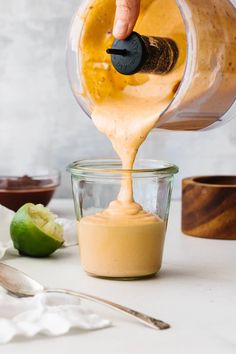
[10, 203, 64, 257]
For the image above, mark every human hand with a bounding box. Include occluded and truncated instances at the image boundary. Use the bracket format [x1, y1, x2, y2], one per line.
[113, 0, 140, 39]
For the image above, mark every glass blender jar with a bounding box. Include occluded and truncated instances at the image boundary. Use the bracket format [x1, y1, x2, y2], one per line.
[66, 0, 236, 131]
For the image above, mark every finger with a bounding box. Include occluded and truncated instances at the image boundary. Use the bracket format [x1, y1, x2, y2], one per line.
[113, 0, 140, 39]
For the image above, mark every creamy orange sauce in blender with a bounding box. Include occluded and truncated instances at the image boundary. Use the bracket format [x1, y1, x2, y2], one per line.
[78, 0, 187, 277]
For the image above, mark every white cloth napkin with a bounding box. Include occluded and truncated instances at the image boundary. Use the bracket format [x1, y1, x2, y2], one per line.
[0, 205, 15, 259]
[0, 205, 77, 259]
[56, 217, 78, 247]
[0, 287, 111, 344]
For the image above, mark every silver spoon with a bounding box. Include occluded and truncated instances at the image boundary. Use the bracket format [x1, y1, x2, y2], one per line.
[0, 262, 170, 330]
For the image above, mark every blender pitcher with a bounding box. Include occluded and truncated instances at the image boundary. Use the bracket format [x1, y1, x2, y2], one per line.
[66, 0, 236, 131]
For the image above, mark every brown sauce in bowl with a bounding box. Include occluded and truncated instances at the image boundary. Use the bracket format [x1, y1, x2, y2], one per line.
[0, 175, 58, 211]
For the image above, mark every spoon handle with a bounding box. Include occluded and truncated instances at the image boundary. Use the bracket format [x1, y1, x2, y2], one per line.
[45, 288, 170, 330]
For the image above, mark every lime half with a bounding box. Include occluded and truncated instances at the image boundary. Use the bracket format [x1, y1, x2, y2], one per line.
[10, 203, 64, 257]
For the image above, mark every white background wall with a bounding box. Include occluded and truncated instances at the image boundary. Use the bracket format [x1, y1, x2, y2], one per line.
[0, 0, 235, 199]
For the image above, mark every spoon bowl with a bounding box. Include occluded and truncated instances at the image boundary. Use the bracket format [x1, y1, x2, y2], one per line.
[0, 263, 44, 296]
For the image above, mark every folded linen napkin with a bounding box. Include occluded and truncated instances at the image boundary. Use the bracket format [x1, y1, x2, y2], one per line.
[0, 205, 15, 259]
[0, 205, 77, 260]
[0, 287, 110, 344]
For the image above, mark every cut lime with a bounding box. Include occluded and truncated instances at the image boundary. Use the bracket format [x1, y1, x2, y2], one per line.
[10, 203, 64, 257]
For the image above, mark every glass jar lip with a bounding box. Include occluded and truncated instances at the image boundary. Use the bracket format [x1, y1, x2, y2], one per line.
[67, 159, 179, 176]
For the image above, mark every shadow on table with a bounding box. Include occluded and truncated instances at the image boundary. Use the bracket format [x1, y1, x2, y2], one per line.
[158, 263, 230, 282]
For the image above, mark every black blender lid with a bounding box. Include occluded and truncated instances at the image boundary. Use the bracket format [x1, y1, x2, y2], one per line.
[106, 32, 147, 75]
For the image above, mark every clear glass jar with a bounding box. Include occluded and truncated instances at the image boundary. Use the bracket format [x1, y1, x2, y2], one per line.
[67, 159, 178, 279]
[66, 0, 236, 131]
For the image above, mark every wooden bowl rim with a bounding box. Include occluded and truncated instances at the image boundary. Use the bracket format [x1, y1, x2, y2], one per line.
[183, 175, 236, 188]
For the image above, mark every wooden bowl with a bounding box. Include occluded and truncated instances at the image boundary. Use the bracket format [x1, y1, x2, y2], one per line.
[182, 176, 236, 240]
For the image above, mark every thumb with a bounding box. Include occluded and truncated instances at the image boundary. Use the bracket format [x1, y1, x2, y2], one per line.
[113, 0, 140, 39]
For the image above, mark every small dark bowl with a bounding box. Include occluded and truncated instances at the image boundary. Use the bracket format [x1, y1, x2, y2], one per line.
[0, 170, 60, 211]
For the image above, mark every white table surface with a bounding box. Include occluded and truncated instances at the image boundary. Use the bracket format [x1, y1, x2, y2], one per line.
[1, 199, 236, 354]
